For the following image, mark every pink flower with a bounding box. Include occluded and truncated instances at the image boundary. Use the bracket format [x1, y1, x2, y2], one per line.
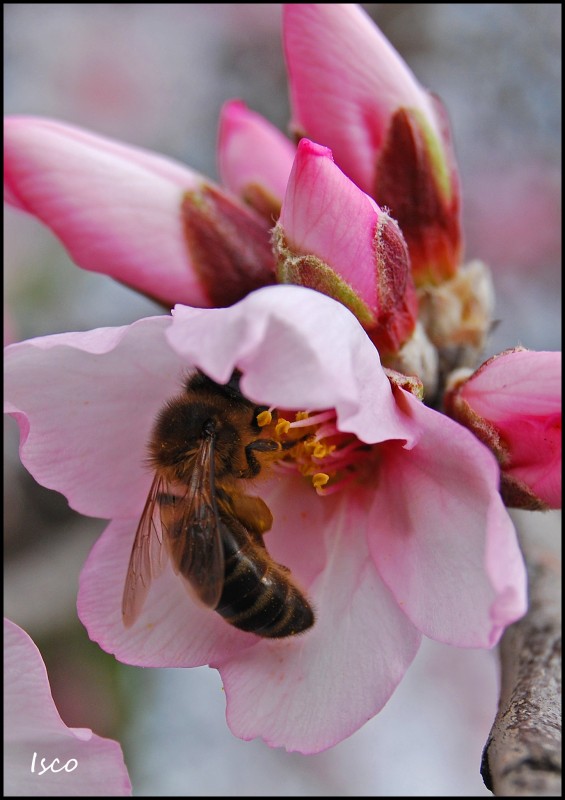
[217, 99, 295, 222]
[3, 115, 276, 309]
[4, 286, 527, 753]
[445, 348, 562, 510]
[273, 138, 418, 355]
[4, 618, 131, 796]
[283, 3, 463, 285]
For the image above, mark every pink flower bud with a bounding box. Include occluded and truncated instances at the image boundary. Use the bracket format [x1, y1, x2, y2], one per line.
[273, 139, 417, 355]
[4, 115, 276, 309]
[283, 3, 462, 285]
[444, 348, 562, 509]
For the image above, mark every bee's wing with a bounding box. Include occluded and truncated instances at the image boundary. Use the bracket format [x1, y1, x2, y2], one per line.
[163, 435, 225, 610]
[122, 473, 169, 627]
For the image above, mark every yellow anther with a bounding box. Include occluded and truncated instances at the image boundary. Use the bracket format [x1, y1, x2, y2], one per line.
[312, 472, 330, 489]
[256, 410, 272, 427]
[303, 438, 318, 454]
[295, 411, 310, 421]
[275, 418, 291, 436]
[313, 443, 328, 459]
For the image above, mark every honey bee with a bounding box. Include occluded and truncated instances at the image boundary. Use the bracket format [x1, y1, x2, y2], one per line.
[122, 369, 314, 638]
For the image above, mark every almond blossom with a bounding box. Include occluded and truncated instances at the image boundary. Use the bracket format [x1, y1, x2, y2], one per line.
[4, 618, 131, 796]
[4, 286, 527, 753]
[3, 0, 560, 764]
[444, 348, 562, 510]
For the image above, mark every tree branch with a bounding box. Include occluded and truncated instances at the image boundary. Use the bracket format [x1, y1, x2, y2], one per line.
[481, 511, 562, 796]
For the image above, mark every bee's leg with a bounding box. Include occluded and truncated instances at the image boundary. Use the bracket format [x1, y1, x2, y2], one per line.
[241, 439, 280, 478]
[220, 491, 273, 538]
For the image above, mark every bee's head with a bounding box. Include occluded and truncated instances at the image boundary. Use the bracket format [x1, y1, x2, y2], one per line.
[148, 394, 241, 479]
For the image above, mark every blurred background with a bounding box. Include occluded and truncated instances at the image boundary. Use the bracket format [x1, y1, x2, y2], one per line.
[4, 4, 561, 796]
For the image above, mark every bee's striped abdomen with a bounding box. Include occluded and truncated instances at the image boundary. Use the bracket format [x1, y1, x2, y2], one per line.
[215, 519, 314, 638]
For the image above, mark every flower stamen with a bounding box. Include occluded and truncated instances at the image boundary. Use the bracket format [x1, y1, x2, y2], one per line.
[275, 418, 291, 436]
[287, 409, 337, 428]
[260, 406, 376, 496]
[312, 472, 330, 490]
[256, 408, 274, 427]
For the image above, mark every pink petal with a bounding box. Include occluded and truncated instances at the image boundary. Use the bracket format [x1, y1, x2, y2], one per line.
[258, 473, 329, 589]
[215, 493, 422, 753]
[501, 414, 561, 508]
[369, 390, 527, 648]
[77, 519, 257, 667]
[168, 285, 419, 446]
[279, 139, 384, 306]
[217, 99, 295, 215]
[4, 315, 186, 519]
[4, 115, 211, 306]
[4, 619, 131, 796]
[460, 349, 562, 420]
[283, 4, 438, 195]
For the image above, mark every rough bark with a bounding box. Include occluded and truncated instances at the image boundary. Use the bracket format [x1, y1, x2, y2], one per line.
[481, 511, 562, 796]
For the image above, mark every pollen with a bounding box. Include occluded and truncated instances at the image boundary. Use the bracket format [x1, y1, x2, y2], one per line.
[256, 409, 273, 427]
[275, 418, 291, 436]
[312, 472, 330, 489]
[312, 442, 335, 459]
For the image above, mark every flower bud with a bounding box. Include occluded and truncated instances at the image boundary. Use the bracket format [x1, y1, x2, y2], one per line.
[272, 139, 417, 356]
[283, 4, 463, 285]
[444, 348, 562, 510]
[4, 115, 276, 309]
